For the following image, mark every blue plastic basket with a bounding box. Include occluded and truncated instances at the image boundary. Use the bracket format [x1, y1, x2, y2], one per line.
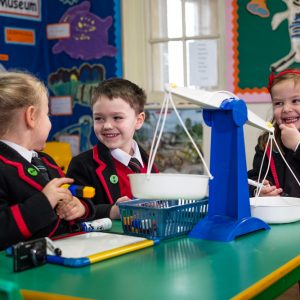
[117, 198, 208, 240]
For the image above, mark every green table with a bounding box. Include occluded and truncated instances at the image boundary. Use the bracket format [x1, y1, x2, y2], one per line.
[1, 221, 300, 300]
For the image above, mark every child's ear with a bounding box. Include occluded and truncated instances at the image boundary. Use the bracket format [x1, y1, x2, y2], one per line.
[24, 106, 37, 128]
[135, 112, 145, 130]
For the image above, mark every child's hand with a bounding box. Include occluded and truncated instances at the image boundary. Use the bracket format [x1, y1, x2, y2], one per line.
[42, 177, 74, 208]
[279, 123, 300, 151]
[110, 196, 130, 219]
[56, 196, 86, 221]
[256, 184, 283, 197]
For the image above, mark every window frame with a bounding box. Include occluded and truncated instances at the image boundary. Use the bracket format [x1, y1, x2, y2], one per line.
[148, 0, 221, 92]
[122, 0, 226, 162]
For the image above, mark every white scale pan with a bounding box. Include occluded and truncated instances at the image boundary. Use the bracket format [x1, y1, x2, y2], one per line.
[250, 197, 300, 224]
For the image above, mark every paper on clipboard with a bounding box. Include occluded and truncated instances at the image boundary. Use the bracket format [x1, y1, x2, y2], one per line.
[47, 232, 157, 267]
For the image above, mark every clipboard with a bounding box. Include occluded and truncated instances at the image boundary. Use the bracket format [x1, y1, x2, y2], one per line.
[47, 232, 158, 267]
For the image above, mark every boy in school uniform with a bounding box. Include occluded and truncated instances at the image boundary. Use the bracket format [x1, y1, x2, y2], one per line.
[67, 78, 158, 219]
[0, 71, 95, 250]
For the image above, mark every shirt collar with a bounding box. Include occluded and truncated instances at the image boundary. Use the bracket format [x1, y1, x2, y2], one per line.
[110, 140, 144, 167]
[0, 140, 35, 163]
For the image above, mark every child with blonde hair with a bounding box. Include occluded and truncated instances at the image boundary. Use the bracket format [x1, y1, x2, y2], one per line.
[0, 71, 94, 250]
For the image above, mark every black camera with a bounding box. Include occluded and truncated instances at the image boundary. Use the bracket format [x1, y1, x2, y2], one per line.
[13, 238, 47, 272]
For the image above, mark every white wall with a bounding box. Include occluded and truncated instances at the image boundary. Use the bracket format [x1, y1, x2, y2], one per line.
[121, 0, 148, 89]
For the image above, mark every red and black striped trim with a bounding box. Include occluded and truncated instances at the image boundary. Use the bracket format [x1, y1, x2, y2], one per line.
[0, 155, 43, 190]
[10, 205, 31, 238]
[93, 146, 114, 204]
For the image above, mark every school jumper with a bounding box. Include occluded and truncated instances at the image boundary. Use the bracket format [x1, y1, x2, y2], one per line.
[248, 144, 300, 197]
[67, 141, 159, 219]
[0, 141, 95, 250]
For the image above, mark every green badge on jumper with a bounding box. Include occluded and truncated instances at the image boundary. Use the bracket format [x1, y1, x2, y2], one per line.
[27, 167, 38, 176]
[110, 175, 118, 184]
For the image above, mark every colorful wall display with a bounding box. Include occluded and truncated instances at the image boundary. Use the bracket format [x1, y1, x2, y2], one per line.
[226, 0, 300, 103]
[136, 108, 205, 175]
[0, 0, 122, 155]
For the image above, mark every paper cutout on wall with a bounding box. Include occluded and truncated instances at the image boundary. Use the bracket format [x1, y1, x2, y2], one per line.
[246, 0, 270, 18]
[48, 63, 105, 106]
[270, 0, 300, 72]
[0, 0, 42, 21]
[52, 1, 116, 60]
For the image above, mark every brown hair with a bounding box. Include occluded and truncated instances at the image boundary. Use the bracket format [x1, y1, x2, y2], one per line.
[259, 70, 300, 151]
[0, 71, 48, 137]
[91, 78, 146, 114]
[258, 119, 281, 151]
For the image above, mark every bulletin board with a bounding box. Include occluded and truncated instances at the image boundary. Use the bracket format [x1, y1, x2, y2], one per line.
[135, 107, 204, 175]
[0, 0, 122, 155]
[226, 0, 300, 103]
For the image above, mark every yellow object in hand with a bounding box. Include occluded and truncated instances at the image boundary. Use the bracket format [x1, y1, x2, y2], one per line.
[62, 184, 95, 198]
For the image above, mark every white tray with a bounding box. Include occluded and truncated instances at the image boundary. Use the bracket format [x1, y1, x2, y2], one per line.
[128, 173, 209, 200]
[250, 196, 300, 224]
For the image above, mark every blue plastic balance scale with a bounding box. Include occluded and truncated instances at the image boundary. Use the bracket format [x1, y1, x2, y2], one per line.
[189, 98, 270, 242]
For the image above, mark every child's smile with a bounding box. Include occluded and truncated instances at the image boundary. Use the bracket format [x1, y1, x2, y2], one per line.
[281, 116, 300, 124]
[271, 80, 300, 130]
[93, 96, 144, 154]
[102, 132, 120, 138]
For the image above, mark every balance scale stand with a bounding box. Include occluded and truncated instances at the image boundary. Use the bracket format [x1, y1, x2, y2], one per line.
[189, 98, 270, 242]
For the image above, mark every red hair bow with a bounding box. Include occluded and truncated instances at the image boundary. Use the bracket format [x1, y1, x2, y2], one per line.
[268, 69, 300, 92]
